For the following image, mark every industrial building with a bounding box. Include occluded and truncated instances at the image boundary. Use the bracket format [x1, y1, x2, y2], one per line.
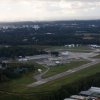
[64, 87, 100, 100]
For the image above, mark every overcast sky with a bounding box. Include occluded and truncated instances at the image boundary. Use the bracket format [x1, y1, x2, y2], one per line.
[0, 0, 100, 22]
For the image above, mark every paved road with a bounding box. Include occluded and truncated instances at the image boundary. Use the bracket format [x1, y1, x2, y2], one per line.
[28, 60, 100, 87]
[34, 66, 50, 81]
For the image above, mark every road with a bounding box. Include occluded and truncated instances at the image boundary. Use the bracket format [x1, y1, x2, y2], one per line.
[34, 65, 50, 81]
[28, 59, 100, 87]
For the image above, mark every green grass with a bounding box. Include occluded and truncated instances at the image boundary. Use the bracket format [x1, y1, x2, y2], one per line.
[0, 92, 38, 100]
[0, 63, 46, 93]
[46, 45, 92, 53]
[93, 54, 100, 58]
[0, 72, 35, 93]
[65, 46, 92, 51]
[27, 63, 100, 93]
[0, 63, 100, 100]
[66, 49, 91, 53]
[0, 59, 99, 94]
[42, 60, 89, 78]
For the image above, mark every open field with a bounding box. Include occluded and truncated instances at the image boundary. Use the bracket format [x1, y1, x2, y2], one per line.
[28, 63, 100, 93]
[13, 45, 92, 53]
[0, 62, 46, 93]
[46, 45, 93, 52]
[47, 45, 91, 50]
[42, 60, 89, 78]
[93, 54, 100, 58]
[0, 62, 100, 94]
[19, 45, 94, 53]
[0, 72, 36, 93]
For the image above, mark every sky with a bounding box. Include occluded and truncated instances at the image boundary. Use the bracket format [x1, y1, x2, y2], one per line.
[0, 0, 100, 22]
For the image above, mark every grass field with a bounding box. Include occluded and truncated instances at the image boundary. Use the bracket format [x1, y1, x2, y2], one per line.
[46, 45, 93, 53]
[0, 62, 100, 100]
[28, 63, 100, 93]
[0, 62, 46, 93]
[93, 54, 100, 58]
[0, 62, 100, 94]
[42, 60, 89, 78]
[0, 45, 92, 54]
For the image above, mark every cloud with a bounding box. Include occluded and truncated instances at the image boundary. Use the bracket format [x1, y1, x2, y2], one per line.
[0, 0, 100, 21]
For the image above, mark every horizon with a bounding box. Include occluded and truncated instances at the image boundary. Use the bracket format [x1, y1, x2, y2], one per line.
[0, 19, 100, 23]
[0, 0, 100, 22]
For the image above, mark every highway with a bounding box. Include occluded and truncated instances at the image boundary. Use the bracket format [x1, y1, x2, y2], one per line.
[28, 59, 100, 87]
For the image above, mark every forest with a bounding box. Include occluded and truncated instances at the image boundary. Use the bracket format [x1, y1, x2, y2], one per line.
[0, 20, 100, 45]
[0, 46, 48, 58]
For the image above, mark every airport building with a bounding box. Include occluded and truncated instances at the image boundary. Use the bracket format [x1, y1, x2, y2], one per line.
[64, 87, 100, 100]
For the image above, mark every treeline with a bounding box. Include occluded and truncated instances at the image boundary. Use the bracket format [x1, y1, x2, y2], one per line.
[0, 46, 48, 58]
[0, 62, 35, 82]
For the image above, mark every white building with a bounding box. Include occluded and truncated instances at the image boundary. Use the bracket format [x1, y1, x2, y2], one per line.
[90, 45, 100, 48]
[61, 51, 69, 56]
[70, 95, 86, 100]
[80, 87, 100, 96]
[65, 44, 75, 48]
[18, 58, 28, 62]
[55, 61, 60, 64]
